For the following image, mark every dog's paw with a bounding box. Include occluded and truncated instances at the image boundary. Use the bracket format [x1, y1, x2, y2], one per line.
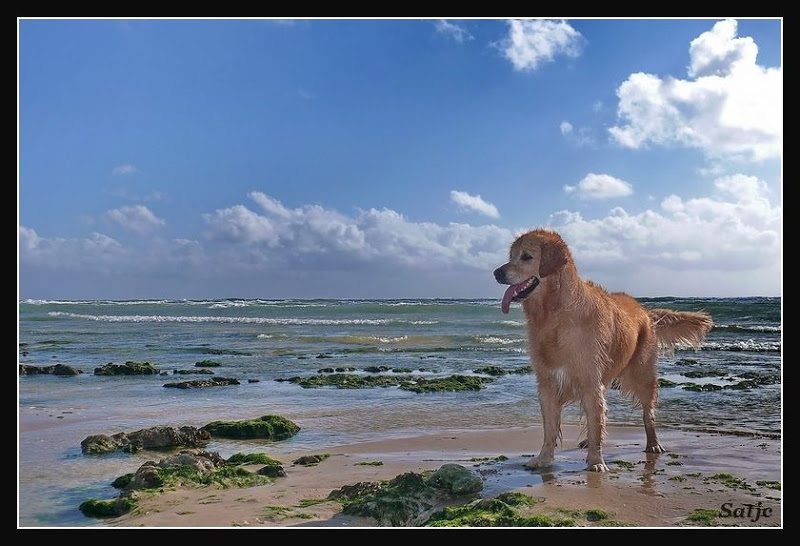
[578, 439, 588, 449]
[586, 462, 610, 473]
[645, 443, 666, 454]
[525, 456, 553, 469]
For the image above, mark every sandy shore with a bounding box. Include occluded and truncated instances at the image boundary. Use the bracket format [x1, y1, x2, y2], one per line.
[108, 425, 781, 528]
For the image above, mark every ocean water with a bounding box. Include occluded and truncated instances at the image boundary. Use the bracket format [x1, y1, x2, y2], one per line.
[18, 297, 781, 527]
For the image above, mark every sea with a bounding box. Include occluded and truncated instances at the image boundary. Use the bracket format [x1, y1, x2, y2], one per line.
[18, 297, 781, 527]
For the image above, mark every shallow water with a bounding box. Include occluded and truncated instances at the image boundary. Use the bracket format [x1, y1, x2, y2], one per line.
[18, 297, 781, 526]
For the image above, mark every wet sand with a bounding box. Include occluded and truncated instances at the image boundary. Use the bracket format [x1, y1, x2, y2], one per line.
[109, 425, 782, 528]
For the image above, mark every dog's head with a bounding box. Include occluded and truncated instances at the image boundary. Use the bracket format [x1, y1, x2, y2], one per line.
[493, 229, 571, 313]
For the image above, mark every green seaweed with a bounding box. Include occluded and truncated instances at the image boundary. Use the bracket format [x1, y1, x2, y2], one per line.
[756, 480, 781, 490]
[704, 472, 754, 491]
[687, 508, 719, 525]
[682, 370, 728, 378]
[226, 453, 283, 466]
[111, 473, 134, 489]
[584, 509, 611, 522]
[668, 476, 687, 482]
[611, 460, 636, 470]
[469, 455, 509, 463]
[657, 378, 678, 388]
[296, 498, 329, 508]
[79, 497, 137, 518]
[202, 415, 300, 440]
[355, 461, 384, 466]
[426, 494, 571, 527]
[279, 374, 402, 389]
[399, 375, 493, 393]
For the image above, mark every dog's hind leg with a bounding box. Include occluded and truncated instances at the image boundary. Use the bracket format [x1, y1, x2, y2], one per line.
[619, 337, 665, 454]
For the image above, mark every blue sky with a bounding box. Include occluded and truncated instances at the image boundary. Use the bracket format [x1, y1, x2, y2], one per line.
[18, 18, 782, 299]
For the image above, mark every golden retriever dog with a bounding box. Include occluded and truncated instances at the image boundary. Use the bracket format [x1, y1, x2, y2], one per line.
[493, 229, 713, 472]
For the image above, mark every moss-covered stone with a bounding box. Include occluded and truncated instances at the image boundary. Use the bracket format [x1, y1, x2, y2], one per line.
[658, 378, 678, 388]
[425, 493, 575, 527]
[257, 465, 287, 478]
[392, 368, 413, 374]
[293, 454, 331, 466]
[682, 370, 728, 378]
[199, 348, 251, 356]
[363, 366, 391, 373]
[195, 360, 222, 367]
[79, 497, 137, 519]
[94, 361, 158, 376]
[19, 363, 83, 376]
[279, 374, 402, 389]
[81, 426, 210, 454]
[111, 473, 134, 489]
[756, 480, 781, 490]
[173, 368, 215, 375]
[473, 366, 529, 376]
[328, 465, 483, 526]
[163, 377, 240, 389]
[226, 453, 283, 466]
[202, 415, 300, 440]
[399, 375, 493, 393]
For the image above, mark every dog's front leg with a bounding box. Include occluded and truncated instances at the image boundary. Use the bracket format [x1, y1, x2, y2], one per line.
[526, 376, 562, 469]
[582, 384, 609, 472]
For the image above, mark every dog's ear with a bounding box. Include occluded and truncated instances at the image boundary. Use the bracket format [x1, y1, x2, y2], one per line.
[539, 240, 568, 277]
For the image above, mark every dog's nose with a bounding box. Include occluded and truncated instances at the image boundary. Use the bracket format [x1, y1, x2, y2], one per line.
[493, 267, 506, 283]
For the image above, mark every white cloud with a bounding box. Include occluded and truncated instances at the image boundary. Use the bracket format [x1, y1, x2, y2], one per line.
[449, 190, 500, 218]
[564, 173, 634, 200]
[609, 19, 782, 162]
[435, 19, 473, 43]
[550, 174, 780, 281]
[112, 164, 139, 176]
[559, 121, 573, 135]
[559, 120, 597, 147]
[500, 19, 585, 72]
[104, 205, 165, 235]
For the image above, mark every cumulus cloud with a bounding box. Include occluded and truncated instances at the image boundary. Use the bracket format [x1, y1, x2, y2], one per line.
[449, 190, 500, 218]
[499, 19, 585, 72]
[560, 121, 573, 135]
[609, 19, 782, 162]
[435, 19, 473, 43]
[203, 192, 509, 271]
[564, 174, 634, 200]
[551, 174, 780, 277]
[112, 164, 139, 176]
[104, 205, 165, 235]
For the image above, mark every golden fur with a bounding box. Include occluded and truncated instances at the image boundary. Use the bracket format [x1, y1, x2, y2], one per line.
[493, 229, 713, 472]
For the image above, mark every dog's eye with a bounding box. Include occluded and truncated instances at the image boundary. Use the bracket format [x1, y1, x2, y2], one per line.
[521, 253, 533, 261]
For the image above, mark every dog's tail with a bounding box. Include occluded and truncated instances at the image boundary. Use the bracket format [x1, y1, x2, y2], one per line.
[648, 309, 713, 352]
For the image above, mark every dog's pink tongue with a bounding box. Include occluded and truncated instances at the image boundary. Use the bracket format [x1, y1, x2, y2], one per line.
[501, 283, 523, 314]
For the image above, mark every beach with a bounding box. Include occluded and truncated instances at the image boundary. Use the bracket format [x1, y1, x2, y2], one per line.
[18, 298, 781, 528]
[103, 425, 781, 528]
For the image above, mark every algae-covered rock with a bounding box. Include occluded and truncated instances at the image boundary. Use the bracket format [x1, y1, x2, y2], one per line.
[473, 366, 529, 376]
[293, 454, 331, 466]
[19, 363, 83, 376]
[80, 426, 210, 454]
[79, 497, 137, 518]
[399, 375, 493, 393]
[426, 464, 483, 495]
[202, 415, 300, 440]
[257, 465, 287, 478]
[281, 374, 401, 389]
[328, 464, 484, 526]
[425, 493, 572, 527]
[195, 360, 222, 368]
[226, 453, 283, 466]
[173, 368, 215, 375]
[94, 361, 158, 376]
[163, 377, 240, 389]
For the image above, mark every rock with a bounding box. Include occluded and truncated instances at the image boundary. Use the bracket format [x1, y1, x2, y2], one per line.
[194, 360, 222, 368]
[79, 497, 136, 519]
[201, 415, 300, 440]
[327, 465, 483, 526]
[94, 361, 158, 375]
[257, 465, 286, 478]
[19, 363, 82, 376]
[173, 369, 215, 375]
[363, 366, 391, 373]
[247, 378, 260, 383]
[316, 353, 334, 359]
[292, 454, 330, 466]
[399, 375, 493, 393]
[80, 426, 210, 454]
[426, 464, 483, 495]
[163, 377, 240, 389]
[226, 453, 283, 466]
[317, 367, 336, 373]
[473, 366, 529, 376]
